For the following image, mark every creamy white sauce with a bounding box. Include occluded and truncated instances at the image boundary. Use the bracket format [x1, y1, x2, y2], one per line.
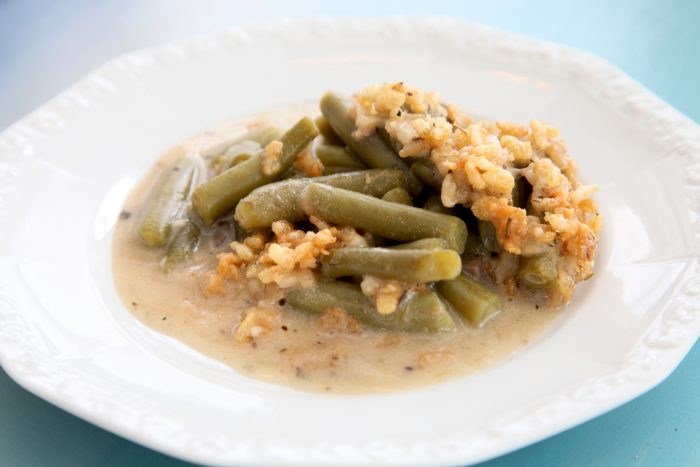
[112, 107, 559, 394]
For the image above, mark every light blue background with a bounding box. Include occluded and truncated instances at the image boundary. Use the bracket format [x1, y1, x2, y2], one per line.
[1, 1, 698, 465]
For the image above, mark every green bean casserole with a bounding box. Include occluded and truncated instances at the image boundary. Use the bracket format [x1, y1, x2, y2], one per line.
[113, 83, 601, 392]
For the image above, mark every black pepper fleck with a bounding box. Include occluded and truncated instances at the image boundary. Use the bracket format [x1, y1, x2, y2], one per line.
[396, 110, 402, 117]
[278, 298, 286, 306]
[119, 211, 131, 220]
[535, 304, 540, 310]
[405, 366, 414, 371]
[131, 301, 138, 307]
[279, 348, 287, 353]
[407, 92, 413, 96]
[162, 317, 167, 321]
[281, 325, 288, 331]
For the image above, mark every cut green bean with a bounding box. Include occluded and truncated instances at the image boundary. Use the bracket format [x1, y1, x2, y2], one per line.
[464, 230, 490, 256]
[246, 126, 283, 147]
[315, 115, 344, 146]
[394, 289, 456, 332]
[320, 92, 422, 196]
[381, 187, 412, 205]
[437, 273, 501, 326]
[205, 126, 279, 162]
[315, 144, 366, 169]
[192, 156, 264, 225]
[387, 238, 449, 250]
[225, 140, 261, 157]
[301, 184, 468, 253]
[422, 194, 457, 216]
[321, 247, 461, 282]
[478, 220, 501, 253]
[322, 166, 357, 174]
[162, 219, 201, 272]
[411, 159, 442, 189]
[213, 140, 261, 173]
[235, 169, 406, 229]
[269, 117, 319, 175]
[192, 117, 318, 225]
[286, 281, 456, 332]
[517, 249, 558, 288]
[137, 158, 197, 247]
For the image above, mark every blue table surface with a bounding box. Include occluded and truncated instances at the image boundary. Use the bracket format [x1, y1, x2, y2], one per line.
[1, 1, 698, 465]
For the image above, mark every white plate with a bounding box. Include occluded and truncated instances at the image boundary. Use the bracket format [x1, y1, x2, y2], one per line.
[1, 17, 700, 466]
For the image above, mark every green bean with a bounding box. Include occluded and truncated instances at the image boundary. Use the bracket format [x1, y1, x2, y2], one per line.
[411, 159, 442, 189]
[394, 289, 456, 332]
[322, 166, 358, 174]
[234, 169, 406, 229]
[437, 273, 500, 326]
[246, 126, 283, 147]
[315, 144, 366, 169]
[517, 249, 558, 288]
[319, 92, 422, 196]
[286, 169, 309, 179]
[271, 117, 319, 174]
[315, 115, 344, 146]
[225, 140, 261, 157]
[205, 127, 279, 162]
[301, 184, 468, 253]
[192, 156, 264, 225]
[321, 247, 461, 282]
[213, 140, 261, 173]
[458, 208, 489, 256]
[387, 238, 449, 250]
[137, 158, 197, 247]
[478, 220, 501, 253]
[381, 187, 412, 205]
[422, 194, 457, 215]
[286, 281, 456, 332]
[192, 117, 319, 225]
[464, 230, 490, 256]
[162, 219, 201, 272]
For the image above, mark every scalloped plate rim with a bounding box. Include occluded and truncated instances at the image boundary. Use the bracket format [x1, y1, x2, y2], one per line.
[1, 16, 700, 467]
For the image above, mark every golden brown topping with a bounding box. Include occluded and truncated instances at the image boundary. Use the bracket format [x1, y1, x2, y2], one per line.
[234, 306, 281, 343]
[208, 220, 338, 291]
[446, 104, 472, 127]
[261, 140, 284, 176]
[349, 82, 600, 304]
[216, 252, 242, 280]
[360, 276, 407, 315]
[496, 121, 529, 138]
[500, 135, 533, 168]
[294, 146, 324, 177]
[243, 232, 267, 252]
